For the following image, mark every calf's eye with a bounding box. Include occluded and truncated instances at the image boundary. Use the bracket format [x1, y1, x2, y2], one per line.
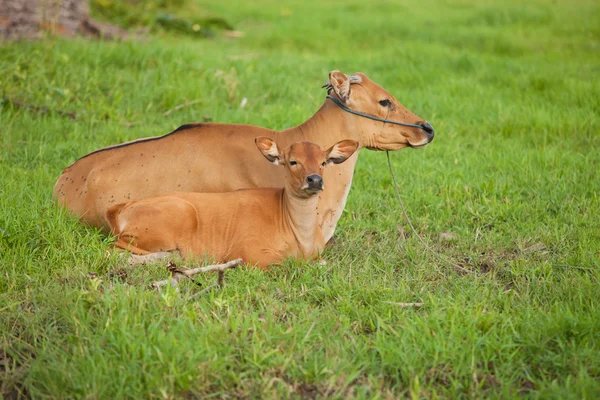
[379, 99, 391, 107]
[289, 161, 297, 166]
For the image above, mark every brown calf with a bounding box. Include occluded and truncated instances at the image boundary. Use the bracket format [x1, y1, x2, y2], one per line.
[106, 138, 359, 268]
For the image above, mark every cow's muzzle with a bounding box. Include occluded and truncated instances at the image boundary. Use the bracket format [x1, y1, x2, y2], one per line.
[306, 174, 324, 192]
[421, 121, 435, 142]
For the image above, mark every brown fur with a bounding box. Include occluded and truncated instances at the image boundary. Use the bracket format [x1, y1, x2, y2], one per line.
[106, 139, 358, 268]
[54, 71, 433, 242]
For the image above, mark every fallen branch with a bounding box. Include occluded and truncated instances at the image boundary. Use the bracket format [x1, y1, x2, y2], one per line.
[163, 99, 203, 116]
[151, 258, 242, 290]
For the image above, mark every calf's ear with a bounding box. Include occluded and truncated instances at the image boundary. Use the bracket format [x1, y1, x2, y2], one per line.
[255, 136, 283, 165]
[328, 71, 351, 103]
[325, 140, 359, 165]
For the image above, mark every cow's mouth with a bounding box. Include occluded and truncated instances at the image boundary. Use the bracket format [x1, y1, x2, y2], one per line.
[408, 141, 430, 149]
[305, 187, 323, 194]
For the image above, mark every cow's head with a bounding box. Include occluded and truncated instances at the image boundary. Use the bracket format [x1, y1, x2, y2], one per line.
[255, 137, 359, 198]
[324, 71, 434, 150]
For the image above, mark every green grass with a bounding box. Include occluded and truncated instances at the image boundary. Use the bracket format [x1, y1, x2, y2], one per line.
[1, 0, 600, 398]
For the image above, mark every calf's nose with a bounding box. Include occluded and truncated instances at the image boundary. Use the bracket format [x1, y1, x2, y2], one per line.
[306, 174, 324, 190]
[421, 121, 434, 141]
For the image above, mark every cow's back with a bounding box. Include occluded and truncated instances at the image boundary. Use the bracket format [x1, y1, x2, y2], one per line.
[53, 123, 282, 229]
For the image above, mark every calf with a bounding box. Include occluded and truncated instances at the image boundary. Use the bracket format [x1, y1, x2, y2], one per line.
[106, 137, 359, 269]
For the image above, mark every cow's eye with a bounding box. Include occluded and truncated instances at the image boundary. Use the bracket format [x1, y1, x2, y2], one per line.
[321, 161, 327, 167]
[379, 99, 392, 107]
[289, 161, 297, 166]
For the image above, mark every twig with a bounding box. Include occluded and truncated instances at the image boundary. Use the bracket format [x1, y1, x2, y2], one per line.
[179, 258, 243, 278]
[151, 261, 185, 288]
[163, 99, 203, 116]
[151, 258, 242, 289]
[384, 301, 424, 308]
[3, 97, 76, 119]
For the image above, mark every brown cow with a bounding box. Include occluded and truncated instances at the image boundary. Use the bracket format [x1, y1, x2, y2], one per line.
[54, 71, 434, 242]
[106, 138, 359, 268]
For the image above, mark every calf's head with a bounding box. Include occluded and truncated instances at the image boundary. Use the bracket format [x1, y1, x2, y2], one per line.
[324, 71, 434, 150]
[255, 137, 359, 198]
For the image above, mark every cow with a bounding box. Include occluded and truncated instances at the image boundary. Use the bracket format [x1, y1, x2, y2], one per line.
[54, 71, 434, 242]
[106, 138, 359, 268]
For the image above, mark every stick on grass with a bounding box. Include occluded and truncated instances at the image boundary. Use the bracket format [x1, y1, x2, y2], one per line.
[151, 258, 243, 289]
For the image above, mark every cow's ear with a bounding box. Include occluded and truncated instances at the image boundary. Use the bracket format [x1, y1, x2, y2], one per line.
[328, 71, 351, 103]
[255, 137, 282, 165]
[325, 140, 359, 165]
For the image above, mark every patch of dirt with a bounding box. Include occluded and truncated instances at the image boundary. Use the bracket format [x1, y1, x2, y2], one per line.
[473, 371, 500, 390]
[265, 370, 336, 399]
[456, 249, 520, 275]
[0, 347, 32, 400]
[477, 260, 495, 274]
[519, 379, 535, 395]
[1, 0, 128, 41]
[456, 256, 497, 275]
[425, 362, 500, 392]
[473, 361, 501, 391]
[109, 268, 128, 282]
[362, 230, 383, 246]
[425, 363, 452, 387]
[295, 382, 321, 399]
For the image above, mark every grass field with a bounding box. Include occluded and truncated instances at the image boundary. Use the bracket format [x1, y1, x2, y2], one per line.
[1, 0, 600, 398]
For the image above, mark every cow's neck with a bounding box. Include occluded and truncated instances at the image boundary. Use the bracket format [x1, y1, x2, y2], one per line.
[277, 100, 355, 146]
[280, 188, 322, 257]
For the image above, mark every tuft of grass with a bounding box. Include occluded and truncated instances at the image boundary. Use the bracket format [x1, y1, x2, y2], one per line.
[90, 0, 234, 37]
[1, 0, 600, 397]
